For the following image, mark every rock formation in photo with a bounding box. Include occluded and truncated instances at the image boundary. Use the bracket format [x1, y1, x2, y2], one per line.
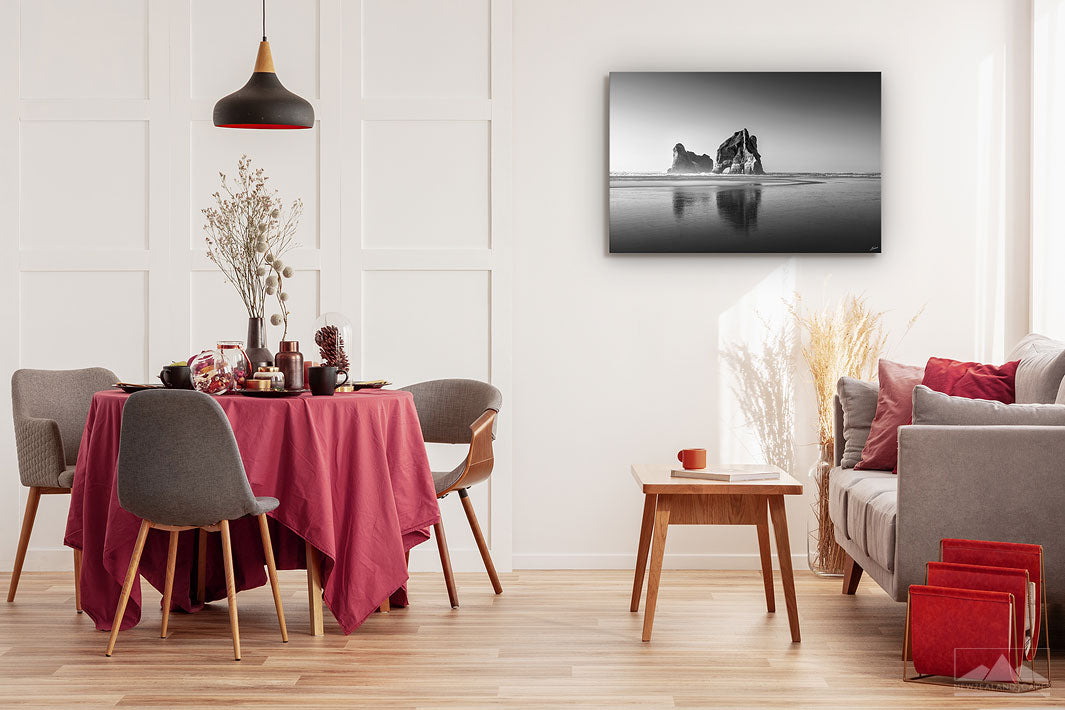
[712, 128, 765, 175]
[667, 143, 715, 173]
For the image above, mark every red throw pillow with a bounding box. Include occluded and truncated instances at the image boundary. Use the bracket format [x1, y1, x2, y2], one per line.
[855, 359, 925, 472]
[921, 357, 1020, 403]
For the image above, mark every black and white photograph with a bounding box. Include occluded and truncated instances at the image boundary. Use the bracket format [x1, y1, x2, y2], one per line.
[609, 71, 882, 253]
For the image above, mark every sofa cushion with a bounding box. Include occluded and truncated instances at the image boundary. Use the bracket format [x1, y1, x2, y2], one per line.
[837, 378, 878, 469]
[829, 466, 897, 572]
[921, 357, 1019, 403]
[1007, 333, 1065, 404]
[912, 384, 1065, 426]
[856, 359, 924, 471]
[845, 477, 897, 572]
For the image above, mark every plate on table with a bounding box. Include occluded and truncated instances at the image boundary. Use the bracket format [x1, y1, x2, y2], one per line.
[350, 380, 391, 391]
[238, 389, 308, 398]
[114, 383, 163, 394]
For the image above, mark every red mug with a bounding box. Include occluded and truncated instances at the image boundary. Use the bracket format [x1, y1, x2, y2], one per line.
[677, 448, 707, 470]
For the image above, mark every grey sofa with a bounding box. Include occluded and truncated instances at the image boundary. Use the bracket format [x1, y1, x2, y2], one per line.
[829, 333, 1065, 631]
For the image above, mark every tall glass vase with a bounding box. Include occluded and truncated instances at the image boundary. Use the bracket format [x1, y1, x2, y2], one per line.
[245, 317, 272, 366]
[807, 441, 845, 576]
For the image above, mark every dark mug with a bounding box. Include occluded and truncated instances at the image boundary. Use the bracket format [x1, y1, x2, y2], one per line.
[308, 366, 349, 396]
[158, 365, 194, 390]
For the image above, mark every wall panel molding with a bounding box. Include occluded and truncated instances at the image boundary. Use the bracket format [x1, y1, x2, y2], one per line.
[1, 0, 513, 575]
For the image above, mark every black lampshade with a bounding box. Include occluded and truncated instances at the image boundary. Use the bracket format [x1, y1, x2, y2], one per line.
[213, 41, 314, 130]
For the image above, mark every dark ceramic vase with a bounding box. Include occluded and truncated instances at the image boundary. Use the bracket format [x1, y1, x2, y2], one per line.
[245, 317, 273, 365]
[275, 340, 304, 390]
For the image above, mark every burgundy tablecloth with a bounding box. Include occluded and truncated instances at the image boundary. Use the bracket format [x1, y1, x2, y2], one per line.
[64, 389, 439, 634]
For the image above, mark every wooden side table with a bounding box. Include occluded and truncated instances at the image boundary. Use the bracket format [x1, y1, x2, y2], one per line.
[629, 464, 804, 642]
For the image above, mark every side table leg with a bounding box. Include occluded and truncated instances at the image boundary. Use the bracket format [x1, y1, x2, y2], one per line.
[306, 541, 324, 636]
[641, 504, 671, 642]
[630, 494, 657, 612]
[755, 499, 775, 613]
[768, 495, 800, 642]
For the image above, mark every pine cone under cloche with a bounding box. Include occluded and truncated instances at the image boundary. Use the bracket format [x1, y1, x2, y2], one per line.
[314, 325, 350, 371]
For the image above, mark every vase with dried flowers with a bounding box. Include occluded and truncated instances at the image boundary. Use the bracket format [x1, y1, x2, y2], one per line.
[791, 294, 895, 576]
[202, 155, 302, 365]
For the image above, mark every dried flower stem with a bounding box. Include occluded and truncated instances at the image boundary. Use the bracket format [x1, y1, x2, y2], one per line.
[202, 155, 301, 320]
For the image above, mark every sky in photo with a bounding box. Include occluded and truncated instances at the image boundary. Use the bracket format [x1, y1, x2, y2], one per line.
[609, 72, 881, 173]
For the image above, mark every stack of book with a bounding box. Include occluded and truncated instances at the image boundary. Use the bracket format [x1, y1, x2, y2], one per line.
[670, 464, 782, 482]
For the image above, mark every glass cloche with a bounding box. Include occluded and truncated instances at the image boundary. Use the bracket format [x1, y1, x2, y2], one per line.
[313, 312, 353, 374]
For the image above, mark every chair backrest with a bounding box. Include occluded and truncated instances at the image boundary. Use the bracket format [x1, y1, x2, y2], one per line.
[12, 367, 118, 465]
[399, 379, 502, 444]
[117, 389, 262, 527]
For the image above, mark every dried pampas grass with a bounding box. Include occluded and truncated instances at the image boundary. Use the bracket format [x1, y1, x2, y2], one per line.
[790, 294, 888, 447]
[790, 293, 921, 575]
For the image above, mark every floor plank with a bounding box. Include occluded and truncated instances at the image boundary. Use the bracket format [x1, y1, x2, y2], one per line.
[0, 569, 1061, 708]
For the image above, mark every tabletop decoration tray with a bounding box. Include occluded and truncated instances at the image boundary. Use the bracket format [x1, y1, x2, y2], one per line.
[114, 383, 164, 394]
[350, 380, 391, 391]
[237, 389, 308, 398]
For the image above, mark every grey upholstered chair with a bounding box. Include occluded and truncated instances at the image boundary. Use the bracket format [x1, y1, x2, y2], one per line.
[8, 367, 117, 609]
[105, 390, 286, 660]
[400, 379, 502, 608]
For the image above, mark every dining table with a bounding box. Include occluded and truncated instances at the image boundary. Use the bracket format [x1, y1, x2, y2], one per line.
[64, 387, 440, 635]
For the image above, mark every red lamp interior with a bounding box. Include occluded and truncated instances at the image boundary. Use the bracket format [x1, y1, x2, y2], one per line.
[216, 123, 309, 129]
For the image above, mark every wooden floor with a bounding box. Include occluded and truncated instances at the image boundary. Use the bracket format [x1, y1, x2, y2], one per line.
[1, 569, 1063, 709]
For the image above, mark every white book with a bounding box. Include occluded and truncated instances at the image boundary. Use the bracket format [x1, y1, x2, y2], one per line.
[670, 464, 782, 482]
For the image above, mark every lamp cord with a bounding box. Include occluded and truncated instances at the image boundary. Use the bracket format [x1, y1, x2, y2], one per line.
[262, 0, 266, 41]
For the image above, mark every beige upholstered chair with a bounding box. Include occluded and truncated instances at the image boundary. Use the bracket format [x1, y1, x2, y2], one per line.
[8, 367, 117, 609]
[400, 379, 502, 607]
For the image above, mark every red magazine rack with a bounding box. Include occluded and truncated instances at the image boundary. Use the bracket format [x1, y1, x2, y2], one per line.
[903, 538, 1050, 692]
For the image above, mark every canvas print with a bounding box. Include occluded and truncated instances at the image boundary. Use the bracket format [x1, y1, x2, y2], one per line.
[609, 72, 881, 253]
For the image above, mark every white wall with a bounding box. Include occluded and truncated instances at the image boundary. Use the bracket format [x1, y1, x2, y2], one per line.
[0, 0, 1035, 574]
[0, 0, 513, 575]
[1032, 0, 1065, 334]
[510, 0, 1032, 569]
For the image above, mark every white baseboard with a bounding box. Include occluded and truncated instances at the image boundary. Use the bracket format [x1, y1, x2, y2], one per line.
[12, 547, 76, 572]
[512, 552, 810, 571]
[16, 548, 810, 574]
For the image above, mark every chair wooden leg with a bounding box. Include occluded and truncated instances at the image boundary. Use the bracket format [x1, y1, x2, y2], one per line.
[160, 531, 179, 638]
[8, 486, 42, 603]
[219, 520, 240, 661]
[73, 548, 83, 613]
[434, 520, 459, 608]
[378, 598, 390, 613]
[305, 541, 324, 636]
[843, 554, 863, 595]
[458, 489, 502, 595]
[257, 514, 287, 642]
[105, 519, 150, 657]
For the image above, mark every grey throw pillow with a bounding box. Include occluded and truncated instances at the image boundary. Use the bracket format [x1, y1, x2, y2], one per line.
[1006, 333, 1065, 404]
[837, 377, 878, 468]
[911, 384, 1065, 426]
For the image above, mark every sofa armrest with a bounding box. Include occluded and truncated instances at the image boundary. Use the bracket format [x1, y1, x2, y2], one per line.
[895, 424, 1065, 605]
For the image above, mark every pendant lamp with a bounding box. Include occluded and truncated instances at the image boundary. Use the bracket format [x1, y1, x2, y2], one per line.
[213, 0, 314, 130]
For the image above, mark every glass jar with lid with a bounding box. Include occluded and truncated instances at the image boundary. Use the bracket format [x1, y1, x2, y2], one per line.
[216, 340, 251, 388]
